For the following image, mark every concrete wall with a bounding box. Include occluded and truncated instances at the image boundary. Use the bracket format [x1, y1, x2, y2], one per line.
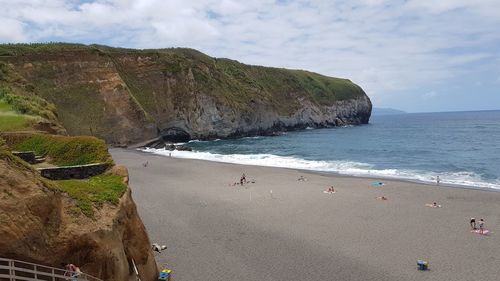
[38, 163, 109, 180]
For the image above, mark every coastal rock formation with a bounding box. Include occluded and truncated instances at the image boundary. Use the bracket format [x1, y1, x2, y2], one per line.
[0, 44, 372, 144]
[0, 153, 157, 281]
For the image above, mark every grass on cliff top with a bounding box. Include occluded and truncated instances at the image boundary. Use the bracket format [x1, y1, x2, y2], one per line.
[12, 134, 113, 166]
[0, 87, 60, 132]
[0, 100, 38, 131]
[0, 42, 367, 121]
[0, 87, 59, 122]
[0, 43, 87, 56]
[52, 175, 127, 217]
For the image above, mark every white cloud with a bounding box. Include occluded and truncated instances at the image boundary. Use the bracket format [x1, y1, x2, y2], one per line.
[0, 18, 27, 42]
[0, 0, 499, 110]
[422, 91, 437, 100]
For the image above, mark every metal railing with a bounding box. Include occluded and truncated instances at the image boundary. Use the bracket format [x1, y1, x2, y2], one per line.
[0, 258, 103, 281]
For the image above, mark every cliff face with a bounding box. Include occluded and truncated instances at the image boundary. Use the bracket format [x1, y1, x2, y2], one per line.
[0, 44, 372, 144]
[0, 152, 157, 281]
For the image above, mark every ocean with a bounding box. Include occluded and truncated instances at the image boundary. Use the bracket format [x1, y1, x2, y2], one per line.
[143, 110, 500, 190]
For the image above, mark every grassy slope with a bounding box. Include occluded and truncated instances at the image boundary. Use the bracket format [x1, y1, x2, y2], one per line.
[55, 175, 127, 217]
[0, 146, 125, 217]
[11, 134, 113, 166]
[0, 99, 38, 131]
[107, 46, 366, 116]
[0, 43, 366, 120]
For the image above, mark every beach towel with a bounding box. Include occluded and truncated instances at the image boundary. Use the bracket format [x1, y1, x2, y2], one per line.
[371, 182, 385, 186]
[471, 229, 489, 235]
[425, 204, 442, 208]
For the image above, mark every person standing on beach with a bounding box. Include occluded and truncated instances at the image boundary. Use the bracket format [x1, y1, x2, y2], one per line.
[436, 176, 440, 185]
[470, 218, 476, 230]
[240, 173, 246, 185]
[479, 219, 485, 234]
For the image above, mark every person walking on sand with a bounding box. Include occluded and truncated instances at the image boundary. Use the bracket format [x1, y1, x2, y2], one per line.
[479, 218, 485, 234]
[470, 218, 476, 230]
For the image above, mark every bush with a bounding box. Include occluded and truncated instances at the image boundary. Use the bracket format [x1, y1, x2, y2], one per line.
[13, 134, 113, 166]
[0, 87, 58, 121]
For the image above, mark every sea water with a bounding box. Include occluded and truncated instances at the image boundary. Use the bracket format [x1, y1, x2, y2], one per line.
[143, 110, 500, 190]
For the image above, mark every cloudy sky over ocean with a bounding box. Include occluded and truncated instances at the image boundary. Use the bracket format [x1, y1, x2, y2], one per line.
[1, 0, 499, 112]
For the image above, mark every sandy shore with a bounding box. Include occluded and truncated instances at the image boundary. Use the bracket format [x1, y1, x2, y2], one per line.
[111, 148, 500, 281]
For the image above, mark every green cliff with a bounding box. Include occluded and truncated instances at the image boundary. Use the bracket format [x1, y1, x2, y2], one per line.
[0, 43, 371, 144]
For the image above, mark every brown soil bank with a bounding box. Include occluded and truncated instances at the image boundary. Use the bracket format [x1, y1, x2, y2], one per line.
[0, 43, 371, 144]
[0, 152, 157, 281]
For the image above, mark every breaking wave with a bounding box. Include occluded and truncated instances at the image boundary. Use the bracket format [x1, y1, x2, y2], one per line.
[141, 148, 500, 190]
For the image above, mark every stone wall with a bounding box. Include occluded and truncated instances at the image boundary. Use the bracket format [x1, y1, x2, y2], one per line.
[38, 163, 109, 180]
[12, 151, 36, 164]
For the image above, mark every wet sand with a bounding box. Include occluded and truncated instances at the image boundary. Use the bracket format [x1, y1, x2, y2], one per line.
[111, 148, 500, 281]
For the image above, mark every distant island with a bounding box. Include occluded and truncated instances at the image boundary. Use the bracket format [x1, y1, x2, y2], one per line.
[372, 107, 407, 116]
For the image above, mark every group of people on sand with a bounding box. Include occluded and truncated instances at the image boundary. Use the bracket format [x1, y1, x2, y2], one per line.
[470, 218, 487, 234]
[324, 186, 336, 194]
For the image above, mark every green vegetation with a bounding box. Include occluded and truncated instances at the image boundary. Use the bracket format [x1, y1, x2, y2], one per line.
[0, 43, 367, 135]
[0, 148, 38, 175]
[0, 61, 7, 80]
[0, 87, 58, 122]
[13, 134, 112, 166]
[1, 144, 125, 218]
[0, 99, 38, 131]
[0, 99, 12, 111]
[54, 175, 127, 217]
[0, 114, 37, 131]
[0, 43, 87, 56]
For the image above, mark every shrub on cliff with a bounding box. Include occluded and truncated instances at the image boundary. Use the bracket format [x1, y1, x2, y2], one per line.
[0, 87, 58, 122]
[13, 134, 113, 166]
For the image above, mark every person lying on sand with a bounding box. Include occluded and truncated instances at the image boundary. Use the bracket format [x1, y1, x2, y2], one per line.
[376, 196, 388, 200]
[230, 178, 256, 186]
[297, 176, 307, 181]
[152, 243, 167, 253]
[425, 202, 442, 208]
[323, 186, 336, 194]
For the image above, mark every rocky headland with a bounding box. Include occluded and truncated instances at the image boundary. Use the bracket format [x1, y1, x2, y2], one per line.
[0, 43, 371, 145]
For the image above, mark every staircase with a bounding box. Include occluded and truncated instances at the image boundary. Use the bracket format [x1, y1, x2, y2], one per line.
[0, 258, 103, 281]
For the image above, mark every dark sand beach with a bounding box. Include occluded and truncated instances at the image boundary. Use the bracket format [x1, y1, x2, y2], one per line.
[111, 148, 500, 281]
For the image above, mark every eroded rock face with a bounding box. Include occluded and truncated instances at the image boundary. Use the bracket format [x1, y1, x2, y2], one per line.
[0, 156, 157, 281]
[1, 46, 372, 144]
[174, 94, 372, 139]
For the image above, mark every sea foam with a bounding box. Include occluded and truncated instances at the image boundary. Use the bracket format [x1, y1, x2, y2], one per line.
[141, 148, 500, 190]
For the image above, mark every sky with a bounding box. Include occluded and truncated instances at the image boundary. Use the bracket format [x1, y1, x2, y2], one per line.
[0, 0, 499, 113]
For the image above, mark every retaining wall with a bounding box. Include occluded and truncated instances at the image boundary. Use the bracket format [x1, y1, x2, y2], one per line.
[38, 163, 109, 180]
[12, 151, 36, 164]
